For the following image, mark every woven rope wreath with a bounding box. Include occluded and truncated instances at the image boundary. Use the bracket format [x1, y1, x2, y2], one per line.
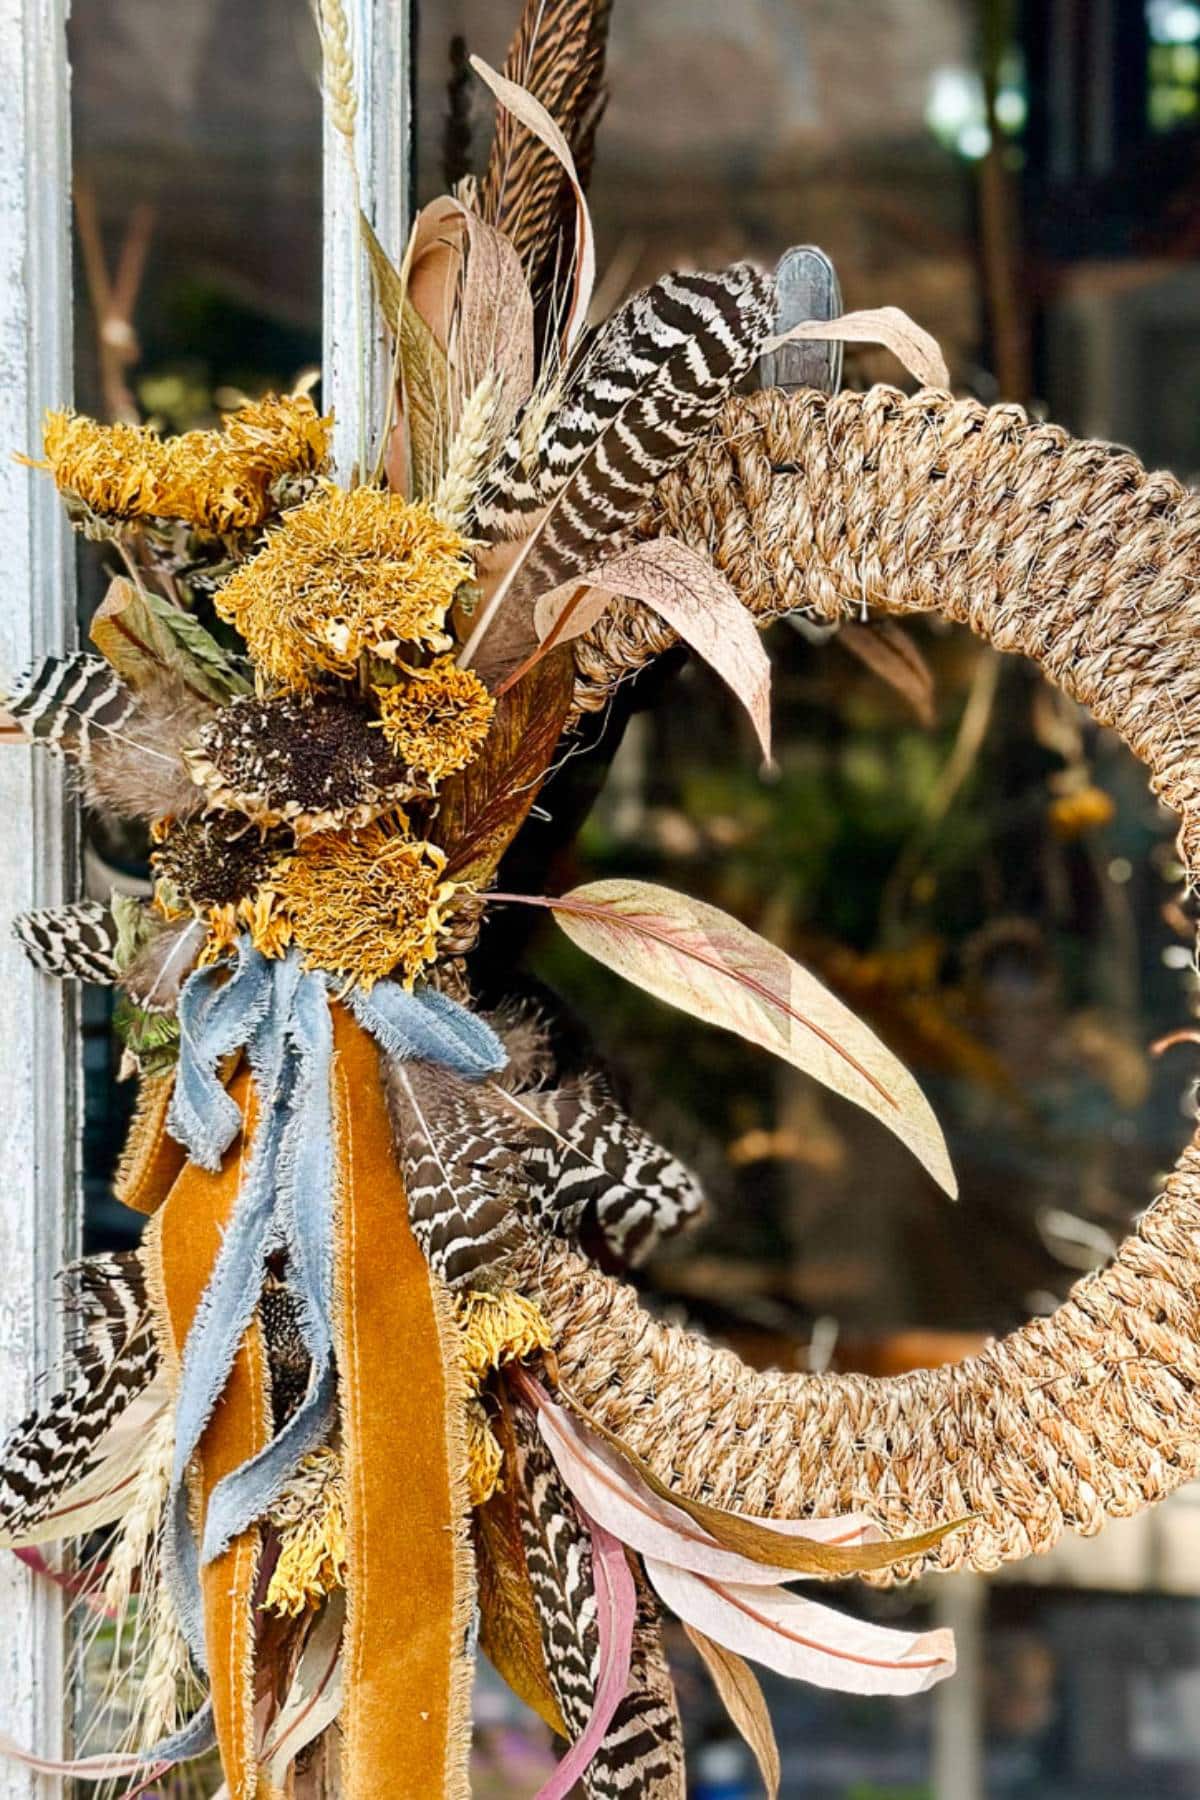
[560, 383, 1200, 1581]
[2, 1, 1197, 1792]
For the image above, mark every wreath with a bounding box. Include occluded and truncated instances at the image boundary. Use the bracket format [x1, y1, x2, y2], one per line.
[3, 4, 1197, 1797]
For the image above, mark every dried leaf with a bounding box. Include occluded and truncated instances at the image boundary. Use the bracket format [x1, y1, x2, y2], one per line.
[475, 1475, 568, 1734]
[90, 576, 249, 704]
[683, 1624, 780, 1800]
[648, 1560, 956, 1697]
[839, 620, 936, 728]
[471, 55, 596, 355]
[361, 212, 451, 499]
[404, 195, 535, 442]
[762, 306, 950, 390]
[540, 880, 957, 1195]
[361, 212, 404, 326]
[531, 1381, 964, 1580]
[435, 648, 574, 883]
[534, 536, 772, 759]
[260, 1593, 345, 1786]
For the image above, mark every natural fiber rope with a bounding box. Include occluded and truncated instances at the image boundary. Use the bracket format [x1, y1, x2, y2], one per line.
[553, 383, 1200, 1581]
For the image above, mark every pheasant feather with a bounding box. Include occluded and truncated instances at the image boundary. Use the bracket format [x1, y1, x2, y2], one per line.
[13, 899, 121, 985]
[0, 1252, 158, 1540]
[513, 1405, 685, 1797]
[479, 0, 613, 289]
[475, 267, 774, 586]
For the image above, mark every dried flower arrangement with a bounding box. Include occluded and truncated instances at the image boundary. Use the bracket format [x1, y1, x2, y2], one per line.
[5, 2, 1200, 1797]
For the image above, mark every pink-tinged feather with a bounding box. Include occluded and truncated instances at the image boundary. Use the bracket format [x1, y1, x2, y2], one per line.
[536, 1395, 881, 1586]
[646, 1559, 956, 1697]
[0, 1733, 167, 1782]
[532, 536, 773, 760]
[534, 1513, 636, 1800]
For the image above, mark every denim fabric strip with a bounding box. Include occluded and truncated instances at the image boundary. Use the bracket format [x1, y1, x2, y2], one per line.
[141, 1696, 218, 1767]
[341, 977, 506, 1076]
[200, 971, 338, 1561]
[168, 939, 277, 1170]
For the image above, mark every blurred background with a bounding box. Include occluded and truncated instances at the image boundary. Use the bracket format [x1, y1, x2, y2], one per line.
[66, 0, 1200, 1793]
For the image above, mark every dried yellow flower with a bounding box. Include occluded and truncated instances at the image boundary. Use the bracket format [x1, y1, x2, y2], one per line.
[372, 658, 494, 784]
[214, 487, 473, 690]
[199, 889, 294, 965]
[278, 818, 461, 989]
[263, 1447, 348, 1618]
[40, 394, 330, 534]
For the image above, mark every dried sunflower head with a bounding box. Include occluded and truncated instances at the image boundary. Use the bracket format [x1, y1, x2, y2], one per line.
[213, 486, 472, 689]
[151, 811, 289, 909]
[40, 394, 330, 536]
[372, 658, 494, 785]
[278, 818, 462, 990]
[186, 690, 425, 835]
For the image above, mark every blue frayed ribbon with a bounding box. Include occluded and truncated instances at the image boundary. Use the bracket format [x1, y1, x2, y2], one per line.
[161, 940, 505, 1670]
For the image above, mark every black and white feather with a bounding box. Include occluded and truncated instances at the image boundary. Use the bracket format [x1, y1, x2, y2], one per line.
[7, 653, 211, 822]
[7, 654, 137, 761]
[13, 899, 121, 985]
[0, 1251, 159, 1540]
[513, 1406, 685, 1798]
[383, 1058, 532, 1290]
[475, 266, 774, 577]
[501, 1078, 705, 1268]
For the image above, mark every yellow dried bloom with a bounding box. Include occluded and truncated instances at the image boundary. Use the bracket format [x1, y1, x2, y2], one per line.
[39, 394, 330, 534]
[264, 1447, 348, 1618]
[454, 1290, 555, 1394]
[466, 1399, 504, 1508]
[278, 818, 460, 990]
[214, 487, 473, 690]
[373, 658, 494, 784]
[199, 888, 294, 965]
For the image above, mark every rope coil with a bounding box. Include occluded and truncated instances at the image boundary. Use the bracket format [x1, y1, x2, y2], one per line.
[555, 382, 1200, 1580]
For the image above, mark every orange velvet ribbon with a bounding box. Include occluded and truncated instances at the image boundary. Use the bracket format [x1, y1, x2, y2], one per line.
[143, 1010, 473, 1798]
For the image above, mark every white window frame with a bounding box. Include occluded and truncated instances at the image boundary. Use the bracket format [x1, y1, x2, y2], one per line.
[0, 0, 410, 1786]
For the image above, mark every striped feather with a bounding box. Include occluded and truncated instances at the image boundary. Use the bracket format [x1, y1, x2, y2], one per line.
[383, 1058, 531, 1289]
[7, 653, 137, 762]
[0, 1252, 158, 1540]
[479, 0, 612, 288]
[513, 1405, 685, 1797]
[475, 266, 774, 572]
[508, 1079, 705, 1268]
[13, 899, 121, 985]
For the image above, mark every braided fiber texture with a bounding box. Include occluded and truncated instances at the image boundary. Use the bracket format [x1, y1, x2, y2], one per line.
[574, 385, 1200, 877]
[559, 382, 1200, 1581]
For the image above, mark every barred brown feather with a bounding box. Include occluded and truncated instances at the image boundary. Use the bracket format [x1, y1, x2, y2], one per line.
[513, 1405, 686, 1797]
[13, 899, 121, 985]
[383, 1057, 531, 1289]
[475, 267, 774, 576]
[479, 0, 612, 285]
[513, 1078, 705, 1267]
[0, 1252, 157, 1536]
